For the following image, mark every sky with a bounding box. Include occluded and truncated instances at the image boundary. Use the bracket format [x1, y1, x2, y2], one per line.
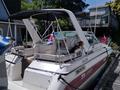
[85, 0, 112, 11]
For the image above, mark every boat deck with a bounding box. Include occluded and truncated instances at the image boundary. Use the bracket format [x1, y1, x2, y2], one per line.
[94, 52, 120, 90]
[8, 80, 28, 90]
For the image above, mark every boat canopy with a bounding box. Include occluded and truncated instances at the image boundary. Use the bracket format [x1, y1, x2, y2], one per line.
[9, 9, 69, 20]
[9, 9, 90, 51]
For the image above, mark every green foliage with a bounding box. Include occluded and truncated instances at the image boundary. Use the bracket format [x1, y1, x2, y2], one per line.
[57, 19, 73, 30]
[21, 0, 88, 12]
[47, 0, 89, 12]
[21, 0, 32, 10]
[106, 0, 120, 24]
[106, 0, 120, 45]
[110, 42, 119, 50]
[106, 0, 120, 15]
[106, 0, 120, 26]
[21, 0, 45, 10]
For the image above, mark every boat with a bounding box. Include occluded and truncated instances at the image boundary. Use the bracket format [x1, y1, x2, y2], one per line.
[0, 35, 12, 90]
[5, 9, 112, 90]
[0, 35, 11, 53]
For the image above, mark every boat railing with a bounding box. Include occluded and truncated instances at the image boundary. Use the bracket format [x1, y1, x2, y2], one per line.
[34, 53, 74, 62]
[34, 48, 84, 63]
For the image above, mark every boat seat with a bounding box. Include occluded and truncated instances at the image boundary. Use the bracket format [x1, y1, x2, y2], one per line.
[11, 46, 34, 57]
[34, 42, 56, 54]
[20, 48, 34, 57]
[5, 53, 23, 81]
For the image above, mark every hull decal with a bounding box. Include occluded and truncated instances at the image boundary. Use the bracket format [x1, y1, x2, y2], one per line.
[28, 51, 107, 75]
[64, 58, 106, 90]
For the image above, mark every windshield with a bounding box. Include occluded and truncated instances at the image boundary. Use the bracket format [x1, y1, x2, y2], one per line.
[85, 32, 99, 45]
[30, 12, 81, 55]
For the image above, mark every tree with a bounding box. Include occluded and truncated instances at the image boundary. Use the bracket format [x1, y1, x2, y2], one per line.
[106, 0, 120, 15]
[21, 0, 89, 12]
[106, 0, 120, 28]
[106, 0, 120, 24]
[47, 0, 89, 12]
[21, 0, 45, 10]
[106, 0, 120, 45]
[21, 0, 32, 10]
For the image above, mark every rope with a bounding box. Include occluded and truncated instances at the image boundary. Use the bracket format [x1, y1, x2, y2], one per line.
[7, 19, 13, 38]
[103, 47, 109, 57]
[42, 22, 53, 38]
[55, 16, 73, 63]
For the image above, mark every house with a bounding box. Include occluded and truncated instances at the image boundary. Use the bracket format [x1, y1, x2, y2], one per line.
[78, 6, 119, 42]
[89, 6, 119, 29]
[78, 6, 119, 29]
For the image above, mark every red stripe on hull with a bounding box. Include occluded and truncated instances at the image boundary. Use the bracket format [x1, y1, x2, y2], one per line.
[65, 58, 106, 90]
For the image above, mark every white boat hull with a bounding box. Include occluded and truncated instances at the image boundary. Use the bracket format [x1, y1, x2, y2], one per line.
[6, 9, 113, 90]
[66, 58, 107, 90]
[7, 48, 110, 90]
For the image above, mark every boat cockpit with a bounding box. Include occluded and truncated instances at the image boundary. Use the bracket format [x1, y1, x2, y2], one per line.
[8, 9, 102, 63]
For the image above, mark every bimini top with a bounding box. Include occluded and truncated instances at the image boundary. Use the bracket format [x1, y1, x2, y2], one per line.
[9, 9, 69, 20]
[9, 9, 90, 52]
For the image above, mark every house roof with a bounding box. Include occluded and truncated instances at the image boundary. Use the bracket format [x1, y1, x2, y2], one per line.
[89, 6, 109, 10]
